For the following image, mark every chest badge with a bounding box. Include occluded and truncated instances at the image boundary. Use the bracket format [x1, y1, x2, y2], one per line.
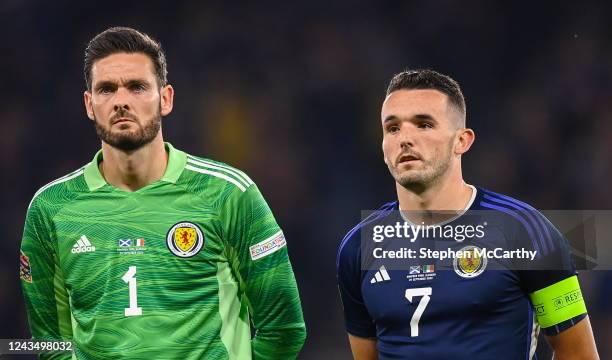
[453, 245, 487, 278]
[166, 222, 204, 258]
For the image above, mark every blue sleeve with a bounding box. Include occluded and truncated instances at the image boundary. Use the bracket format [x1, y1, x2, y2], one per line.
[336, 228, 376, 338]
[515, 211, 577, 293]
[514, 209, 586, 335]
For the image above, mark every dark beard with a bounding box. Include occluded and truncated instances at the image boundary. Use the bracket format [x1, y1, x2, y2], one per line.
[93, 108, 161, 152]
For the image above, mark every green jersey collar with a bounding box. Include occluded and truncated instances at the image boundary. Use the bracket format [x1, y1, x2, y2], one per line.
[84, 142, 187, 191]
[162, 142, 187, 183]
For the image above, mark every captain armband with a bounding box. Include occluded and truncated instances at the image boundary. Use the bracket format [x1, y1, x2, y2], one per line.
[528, 275, 587, 328]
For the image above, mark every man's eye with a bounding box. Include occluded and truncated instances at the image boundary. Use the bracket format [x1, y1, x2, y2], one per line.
[99, 87, 114, 94]
[387, 125, 400, 133]
[418, 122, 433, 129]
[131, 84, 146, 92]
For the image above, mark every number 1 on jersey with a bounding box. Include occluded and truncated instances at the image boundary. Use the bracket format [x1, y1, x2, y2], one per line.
[405, 287, 432, 337]
[122, 266, 143, 316]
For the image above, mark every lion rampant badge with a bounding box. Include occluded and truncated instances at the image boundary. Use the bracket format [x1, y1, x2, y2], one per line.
[166, 222, 204, 258]
[453, 245, 487, 278]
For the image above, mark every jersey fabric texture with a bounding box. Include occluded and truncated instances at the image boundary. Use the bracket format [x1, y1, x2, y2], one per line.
[20, 143, 306, 360]
[336, 186, 586, 360]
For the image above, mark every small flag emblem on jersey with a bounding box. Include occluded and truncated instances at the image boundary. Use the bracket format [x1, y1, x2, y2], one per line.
[119, 239, 132, 247]
[166, 222, 204, 258]
[118, 238, 145, 247]
[409, 266, 421, 274]
[20, 251, 32, 283]
[116, 238, 146, 255]
[370, 265, 391, 283]
[423, 264, 435, 273]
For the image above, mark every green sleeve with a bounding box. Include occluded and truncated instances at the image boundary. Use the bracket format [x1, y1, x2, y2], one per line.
[222, 185, 306, 360]
[20, 198, 73, 360]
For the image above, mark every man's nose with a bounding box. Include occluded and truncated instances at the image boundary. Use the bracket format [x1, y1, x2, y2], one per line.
[113, 87, 131, 112]
[399, 128, 415, 149]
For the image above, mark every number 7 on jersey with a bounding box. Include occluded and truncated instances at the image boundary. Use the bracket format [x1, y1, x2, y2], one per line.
[405, 287, 432, 337]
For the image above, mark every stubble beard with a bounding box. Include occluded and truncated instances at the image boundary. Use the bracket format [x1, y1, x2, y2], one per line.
[93, 106, 162, 152]
[389, 140, 454, 192]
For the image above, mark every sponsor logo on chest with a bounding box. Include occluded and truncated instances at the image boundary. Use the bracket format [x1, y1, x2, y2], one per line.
[71, 235, 96, 254]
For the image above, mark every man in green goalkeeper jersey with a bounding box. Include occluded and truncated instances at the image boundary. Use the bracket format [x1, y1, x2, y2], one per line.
[19, 26, 306, 360]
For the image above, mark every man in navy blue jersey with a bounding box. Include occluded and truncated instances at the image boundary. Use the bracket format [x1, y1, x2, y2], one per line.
[336, 69, 599, 359]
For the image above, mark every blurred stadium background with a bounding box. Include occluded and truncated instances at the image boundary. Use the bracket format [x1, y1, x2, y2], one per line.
[1, 1, 611, 359]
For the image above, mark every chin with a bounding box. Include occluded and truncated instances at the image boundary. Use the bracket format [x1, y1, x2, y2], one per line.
[395, 170, 431, 186]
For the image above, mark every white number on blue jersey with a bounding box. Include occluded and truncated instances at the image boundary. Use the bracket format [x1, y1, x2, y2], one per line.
[405, 287, 432, 336]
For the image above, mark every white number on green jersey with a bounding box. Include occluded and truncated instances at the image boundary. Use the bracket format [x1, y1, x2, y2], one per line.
[122, 266, 143, 317]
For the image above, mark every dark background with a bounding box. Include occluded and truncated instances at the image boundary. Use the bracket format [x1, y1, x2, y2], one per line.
[1, 1, 611, 359]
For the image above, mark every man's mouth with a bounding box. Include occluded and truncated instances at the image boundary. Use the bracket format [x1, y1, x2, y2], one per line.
[397, 154, 421, 164]
[113, 117, 134, 125]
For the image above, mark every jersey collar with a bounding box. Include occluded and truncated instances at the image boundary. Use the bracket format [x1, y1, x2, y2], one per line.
[398, 184, 478, 226]
[83, 142, 187, 191]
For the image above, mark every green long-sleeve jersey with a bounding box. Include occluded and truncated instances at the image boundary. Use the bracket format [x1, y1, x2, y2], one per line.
[20, 143, 306, 360]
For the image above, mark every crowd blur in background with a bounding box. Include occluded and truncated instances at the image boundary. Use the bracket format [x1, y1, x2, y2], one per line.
[1, 1, 611, 359]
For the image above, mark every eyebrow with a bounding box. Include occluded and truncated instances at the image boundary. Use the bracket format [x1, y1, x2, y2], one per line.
[383, 114, 436, 123]
[93, 78, 151, 90]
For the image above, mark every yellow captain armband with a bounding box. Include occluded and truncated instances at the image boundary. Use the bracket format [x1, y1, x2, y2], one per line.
[528, 275, 587, 328]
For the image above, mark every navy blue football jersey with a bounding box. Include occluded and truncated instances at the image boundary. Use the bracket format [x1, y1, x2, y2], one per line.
[337, 186, 586, 360]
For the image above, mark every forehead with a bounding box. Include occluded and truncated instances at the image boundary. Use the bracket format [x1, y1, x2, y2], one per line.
[381, 89, 449, 122]
[91, 52, 155, 84]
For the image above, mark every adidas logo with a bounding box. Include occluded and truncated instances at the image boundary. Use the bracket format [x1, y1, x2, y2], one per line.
[71, 235, 96, 254]
[370, 265, 391, 283]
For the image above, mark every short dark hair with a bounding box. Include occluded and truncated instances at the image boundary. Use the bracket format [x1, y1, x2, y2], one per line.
[84, 27, 167, 91]
[386, 69, 466, 125]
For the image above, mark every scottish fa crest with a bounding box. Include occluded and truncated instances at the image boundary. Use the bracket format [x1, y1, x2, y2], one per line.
[453, 245, 487, 278]
[166, 221, 204, 258]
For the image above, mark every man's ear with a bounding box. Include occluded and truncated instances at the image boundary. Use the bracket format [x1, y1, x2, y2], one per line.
[84, 91, 95, 121]
[454, 128, 475, 155]
[160, 84, 174, 116]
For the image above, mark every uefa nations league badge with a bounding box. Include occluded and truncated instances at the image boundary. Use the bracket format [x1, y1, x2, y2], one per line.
[166, 221, 205, 258]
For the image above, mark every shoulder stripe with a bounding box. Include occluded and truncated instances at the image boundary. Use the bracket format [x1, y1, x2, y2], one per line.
[187, 156, 254, 185]
[185, 164, 247, 192]
[185, 158, 251, 189]
[480, 201, 543, 257]
[336, 203, 396, 269]
[28, 168, 85, 209]
[482, 189, 553, 253]
[187, 156, 254, 186]
[482, 193, 550, 255]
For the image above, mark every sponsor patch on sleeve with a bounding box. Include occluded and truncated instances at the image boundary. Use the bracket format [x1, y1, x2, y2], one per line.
[249, 231, 286, 261]
[20, 250, 32, 283]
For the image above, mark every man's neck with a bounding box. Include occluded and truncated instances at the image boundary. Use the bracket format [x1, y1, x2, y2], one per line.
[99, 135, 168, 192]
[397, 171, 474, 224]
